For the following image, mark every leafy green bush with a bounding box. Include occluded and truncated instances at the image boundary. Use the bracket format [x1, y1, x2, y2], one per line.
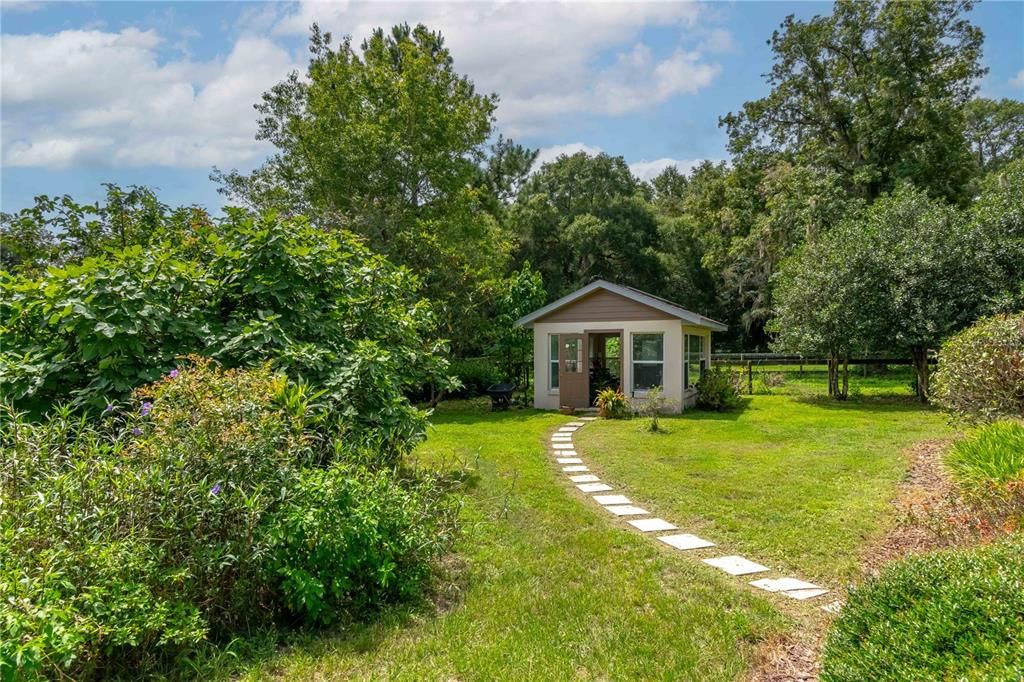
[449, 358, 502, 397]
[696, 366, 743, 411]
[0, 209, 454, 457]
[0, 360, 459, 680]
[947, 420, 1024, 488]
[822, 535, 1024, 682]
[263, 464, 460, 625]
[596, 388, 628, 418]
[932, 313, 1024, 423]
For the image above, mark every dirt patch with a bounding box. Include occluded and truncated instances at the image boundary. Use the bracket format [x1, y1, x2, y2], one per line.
[747, 633, 822, 682]
[860, 438, 955, 576]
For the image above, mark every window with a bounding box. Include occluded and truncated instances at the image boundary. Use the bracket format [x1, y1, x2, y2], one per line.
[685, 334, 705, 389]
[549, 334, 559, 390]
[632, 333, 664, 393]
[563, 337, 582, 373]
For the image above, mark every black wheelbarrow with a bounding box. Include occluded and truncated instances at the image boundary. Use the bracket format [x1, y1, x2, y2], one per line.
[485, 382, 516, 411]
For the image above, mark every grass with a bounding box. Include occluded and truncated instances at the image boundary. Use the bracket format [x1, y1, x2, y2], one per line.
[575, 393, 950, 584]
[235, 399, 787, 681]
[946, 420, 1024, 488]
[231, 374, 948, 679]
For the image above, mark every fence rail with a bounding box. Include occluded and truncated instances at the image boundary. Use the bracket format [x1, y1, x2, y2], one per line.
[711, 353, 936, 366]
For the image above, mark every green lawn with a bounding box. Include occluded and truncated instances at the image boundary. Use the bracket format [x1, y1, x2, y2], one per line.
[575, 395, 950, 583]
[236, 388, 947, 680]
[237, 401, 786, 681]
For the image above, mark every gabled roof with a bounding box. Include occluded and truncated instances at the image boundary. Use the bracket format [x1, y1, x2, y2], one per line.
[514, 279, 727, 331]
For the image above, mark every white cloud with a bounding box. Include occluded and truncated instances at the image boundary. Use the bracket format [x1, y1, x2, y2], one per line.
[1012, 69, 1024, 89]
[2, 29, 300, 169]
[699, 28, 734, 54]
[628, 157, 710, 182]
[272, 1, 722, 135]
[535, 142, 605, 168]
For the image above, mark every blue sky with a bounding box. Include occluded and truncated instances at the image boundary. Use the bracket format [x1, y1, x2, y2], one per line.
[2, 0, 1022, 213]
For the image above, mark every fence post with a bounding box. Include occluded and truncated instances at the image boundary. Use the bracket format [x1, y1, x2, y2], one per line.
[746, 361, 753, 395]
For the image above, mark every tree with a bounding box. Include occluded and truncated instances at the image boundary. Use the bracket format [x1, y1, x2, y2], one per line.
[722, 0, 986, 204]
[0, 185, 206, 274]
[648, 165, 689, 217]
[971, 159, 1024, 312]
[477, 135, 539, 208]
[510, 152, 664, 298]
[770, 218, 878, 400]
[963, 98, 1024, 173]
[211, 24, 505, 350]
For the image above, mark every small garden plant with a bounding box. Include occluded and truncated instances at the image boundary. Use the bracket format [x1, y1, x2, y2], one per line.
[695, 366, 743, 411]
[595, 388, 628, 418]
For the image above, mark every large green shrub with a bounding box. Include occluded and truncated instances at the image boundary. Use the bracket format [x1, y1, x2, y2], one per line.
[932, 313, 1024, 423]
[0, 209, 454, 456]
[695, 366, 744, 411]
[449, 358, 502, 397]
[821, 536, 1024, 682]
[0, 361, 459, 680]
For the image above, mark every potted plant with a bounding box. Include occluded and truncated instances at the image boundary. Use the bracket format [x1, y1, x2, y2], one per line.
[596, 388, 627, 418]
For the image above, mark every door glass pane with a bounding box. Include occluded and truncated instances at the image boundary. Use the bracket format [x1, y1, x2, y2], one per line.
[632, 334, 664, 362]
[564, 338, 582, 373]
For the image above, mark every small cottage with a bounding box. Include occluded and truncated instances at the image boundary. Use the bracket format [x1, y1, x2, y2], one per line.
[515, 280, 726, 412]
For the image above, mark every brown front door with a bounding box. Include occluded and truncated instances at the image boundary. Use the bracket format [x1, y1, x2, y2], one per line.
[558, 333, 589, 408]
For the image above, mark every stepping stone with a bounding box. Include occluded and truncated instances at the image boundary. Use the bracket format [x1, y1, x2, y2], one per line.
[551, 436, 573, 442]
[703, 556, 769, 576]
[556, 457, 583, 464]
[558, 427, 579, 432]
[552, 432, 573, 437]
[628, 518, 678, 532]
[783, 588, 830, 600]
[658, 534, 716, 551]
[750, 577, 820, 593]
[566, 421, 585, 426]
[579, 417, 598, 421]
[593, 494, 631, 505]
[605, 505, 649, 516]
[569, 474, 599, 483]
[552, 443, 574, 449]
[553, 450, 577, 457]
[562, 465, 589, 472]
[577, 482, 613, 492]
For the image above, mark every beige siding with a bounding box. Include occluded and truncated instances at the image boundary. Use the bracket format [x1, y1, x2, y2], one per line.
[534, 289, 677, 324]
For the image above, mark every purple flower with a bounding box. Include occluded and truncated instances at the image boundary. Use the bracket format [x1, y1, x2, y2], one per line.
[131, 427, 142, 436]
[140, 402, 152, 417]
[210, 483, 222, 495]
[169, 369, 179, 379]
[104, 403, 115, 413]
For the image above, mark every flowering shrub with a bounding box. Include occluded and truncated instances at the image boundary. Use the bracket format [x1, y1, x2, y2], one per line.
[0, 360, 459, 679]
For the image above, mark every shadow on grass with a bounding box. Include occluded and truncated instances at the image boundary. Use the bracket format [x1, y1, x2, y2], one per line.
[790, 393, 938, 414]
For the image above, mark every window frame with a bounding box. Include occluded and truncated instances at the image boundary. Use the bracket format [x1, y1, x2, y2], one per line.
[631, 332, 665, 395]
[684, 333, 706, 389]
[548, 333, 560, 392]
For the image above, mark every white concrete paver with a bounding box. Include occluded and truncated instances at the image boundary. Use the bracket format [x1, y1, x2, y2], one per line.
[566, 421, 585, 426]
[552, 443, 574, 449]
[750, 577, 820, 593]
[703, 556, 769, 576]
[592, 494, 631, 505]
[657, 534, 716, 550]
[577, 482, 613, 492]
[628, 518, 677, 532]
[558, 427, 579, 432]
[562, 465, 589, 472]
[556, 457, 583, 464]
[605, 505, 649, 516]
[783, 588, 830, 600]
[569, 474, 600, 483]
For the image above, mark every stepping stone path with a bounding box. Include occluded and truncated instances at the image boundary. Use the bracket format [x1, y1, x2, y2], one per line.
[546, 419, 835, 609]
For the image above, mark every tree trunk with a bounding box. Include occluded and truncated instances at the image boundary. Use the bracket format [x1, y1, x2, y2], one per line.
[911, 346, 930, 403]
[827, 355, 837, 399]
[841, 355, 849, 401]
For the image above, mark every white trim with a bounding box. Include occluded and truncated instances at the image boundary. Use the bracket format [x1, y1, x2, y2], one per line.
[548, 333, 560, 393]
[514, 279, 727, 331]
[630, 331, 665, 395]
